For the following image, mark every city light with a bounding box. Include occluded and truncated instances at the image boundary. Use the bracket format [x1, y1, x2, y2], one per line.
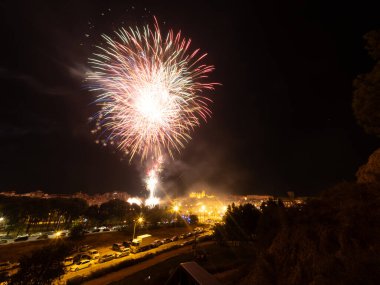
[173, 205, 180, 212]
[133, 216, 145, 241]
[127, 197, 142, 206]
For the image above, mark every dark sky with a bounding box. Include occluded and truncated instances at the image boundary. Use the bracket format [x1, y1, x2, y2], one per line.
[0, 0, 379, 197]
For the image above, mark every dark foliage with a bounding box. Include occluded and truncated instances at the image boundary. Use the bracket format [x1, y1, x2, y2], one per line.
[0, 196, 88, 234]
[214, 203, 261, 242]
[189, 214, 199, 225]
[241, 182, 380, 285]
[10, 241, 72, 285]
[69, 224, 85, 240]
[353, 29, 380, 136]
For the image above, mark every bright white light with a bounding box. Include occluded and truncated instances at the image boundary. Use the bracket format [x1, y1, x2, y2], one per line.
[146, 170, 158, 192]
[145, 196, 160, 207]
[128, 197, 142, 206]
[144, 160, 162, 208]
[134, 82, 174, 125]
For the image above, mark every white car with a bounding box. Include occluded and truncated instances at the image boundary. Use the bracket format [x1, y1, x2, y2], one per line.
[87, 249, 100, 260]
[63, 256, 74, 266]
[70, 259, 93, 271]
[114, 251, 129, 258]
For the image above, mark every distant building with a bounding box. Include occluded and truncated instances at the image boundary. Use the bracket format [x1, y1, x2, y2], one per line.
[189, 190, 214, 199]
[0, 190, 132, 206]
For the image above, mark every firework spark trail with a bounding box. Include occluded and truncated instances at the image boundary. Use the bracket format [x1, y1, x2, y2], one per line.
[144, 156, 163, 207]
[88, 18, 217, 161]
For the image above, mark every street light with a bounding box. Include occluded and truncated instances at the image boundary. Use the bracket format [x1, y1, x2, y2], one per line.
[172, 205, 180, 227]
[199, 205, 206, 223]
[173, 205, 180, 213]
[132, 217, 144, 241]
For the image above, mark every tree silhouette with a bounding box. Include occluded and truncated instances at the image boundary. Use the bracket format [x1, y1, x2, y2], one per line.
[99, 199, 127, 224]
[10, 241, 72, 285]
[356, 148, 380, 184]
[214, 203, 261, 241]
[353, 30, 380, 136]
[69, 224, 85, 241]
[241, 182, 380, 285]
[189, 214, 199, 225]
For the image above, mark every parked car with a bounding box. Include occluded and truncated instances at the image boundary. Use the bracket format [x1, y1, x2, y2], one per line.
[63, 257, 74, 266]
[14, 235, 29, 242]
[122, 240, 132, 247]
[92, 228, 100, 233]
[0, 261, 19, 272]
[79, 245, 91, 252]
[185, 232, 193, 238]
[170, 235, 178, 242]
[111, 226, 121, 231]
[0, 262, 12, 271]
[117, 225, 128, 232]
[73, 254, 91, 263]
[152, 240, 162, 247]
[98, 253, 115, 263]
[0, 240, 7, 244]
[114, 251, 129, 258]
[178, 234, 186, 239]
[161, 238, 171, 244]
[70, 260, 92, 271]
[112, 243, 128, 252]
[87, 249, 100, 260]
[102, 228, 110, 232]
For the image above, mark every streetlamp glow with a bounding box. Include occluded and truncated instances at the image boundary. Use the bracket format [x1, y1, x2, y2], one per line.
[199, 205, 206, 223]
[133, 216, 144, 241]
[173, 205, 180, 212]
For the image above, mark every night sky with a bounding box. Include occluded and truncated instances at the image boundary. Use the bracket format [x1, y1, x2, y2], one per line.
[1, 1, 379, 197]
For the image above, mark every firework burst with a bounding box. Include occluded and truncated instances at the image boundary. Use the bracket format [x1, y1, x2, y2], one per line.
[88, 18, 217, 161]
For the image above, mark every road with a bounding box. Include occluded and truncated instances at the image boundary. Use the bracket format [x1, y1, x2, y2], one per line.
[59, 232, 211, 284]
[82, 241, 213, 285]
[0, 229, 115, 246]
